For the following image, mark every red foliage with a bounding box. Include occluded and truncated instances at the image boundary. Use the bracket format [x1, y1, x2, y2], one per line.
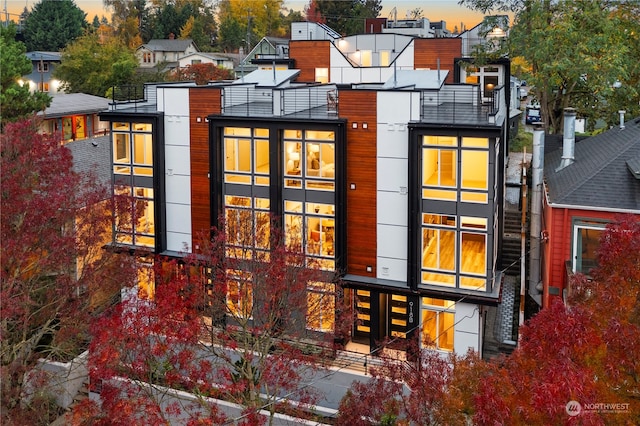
[170, 63, 235, 85]
[336, 337, 475, 425]
[1, 119, 135, 423]
[82, 221, 337, 424]
[474, 215, 640, 424]
[304, 0, 325, 24]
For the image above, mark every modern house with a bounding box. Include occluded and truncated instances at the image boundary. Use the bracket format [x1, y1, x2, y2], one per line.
[22, 51, 63, 95]
[136, 38, 199, 70]
[539, 112, 640, 307]
[99, 23, 513, 358]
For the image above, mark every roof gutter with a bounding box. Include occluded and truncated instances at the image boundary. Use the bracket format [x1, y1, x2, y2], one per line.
[542, 182, 640, 214]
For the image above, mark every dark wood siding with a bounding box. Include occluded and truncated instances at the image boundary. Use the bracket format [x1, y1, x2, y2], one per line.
[189, 87, 221, 246]
[413, 38, 462, 84]
[340, 90, 377, 277]
[289, 41, 331, 83]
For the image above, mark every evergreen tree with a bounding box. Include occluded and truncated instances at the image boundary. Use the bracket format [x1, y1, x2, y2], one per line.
[23, 0, 87, 51]
[0, 24, 50, 128]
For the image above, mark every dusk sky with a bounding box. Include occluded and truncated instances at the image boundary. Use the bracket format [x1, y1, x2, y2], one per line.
[5, 0, 494, 32]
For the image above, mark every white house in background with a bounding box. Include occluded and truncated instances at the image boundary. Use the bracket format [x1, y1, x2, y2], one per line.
[178, 52, 236, 71]
[136, 38, 199, 70]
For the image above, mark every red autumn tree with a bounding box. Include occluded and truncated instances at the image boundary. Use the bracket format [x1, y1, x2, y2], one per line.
[77, 217, 342, 425]
[336, 336, 480, 425]
[304, 0, 325, 24]
[170, 63, 235, 85]
[473, 214, 640, 425]
[0, 119, 136, 425]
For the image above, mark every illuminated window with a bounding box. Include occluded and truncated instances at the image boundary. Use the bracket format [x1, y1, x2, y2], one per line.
[224, 127, 269, 185]
[307, 282, 335, 332]
[380, 50, 390, 67]
[114, 186, 155, 248]
[421, 214, 488, 290]
[137, 262, 155, 299]
[225, 196, 270, 259]
[315, 68, 328, 83]
[226, 270, 253, 319]
[422, 298, 455, 352]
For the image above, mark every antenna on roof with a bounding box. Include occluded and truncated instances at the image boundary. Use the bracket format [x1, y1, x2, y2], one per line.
[437, 58, 441, 84]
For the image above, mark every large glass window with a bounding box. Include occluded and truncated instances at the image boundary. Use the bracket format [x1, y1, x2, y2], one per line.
[284, 201, 335, 270]
[113, 122, 153, 177]
[307, 282, 335, 332]
[223, 127, 269, 185]
[422, 298, 455, 352]
[422, 135, 489, 204]
[225, 196, 270, 259]
[284, 129, 335, 191]
[421, 214, 487, 291]
[114, 186, 155, 248]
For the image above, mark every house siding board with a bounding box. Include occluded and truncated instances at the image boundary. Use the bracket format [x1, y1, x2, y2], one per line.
[341, 90, 377, 276]
[413, 38, 461, 84]
[544, 202, 625, 306]
[189, 88, 220, 242]
[289, 41, 331, 82]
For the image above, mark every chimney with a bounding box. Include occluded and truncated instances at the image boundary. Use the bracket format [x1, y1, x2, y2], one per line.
[557, 107, 576, 171]
[619, 110, 626, 129]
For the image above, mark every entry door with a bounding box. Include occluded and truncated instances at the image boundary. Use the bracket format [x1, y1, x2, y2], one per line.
[353, 290, 408, 348]
[353, 289, 372, 344]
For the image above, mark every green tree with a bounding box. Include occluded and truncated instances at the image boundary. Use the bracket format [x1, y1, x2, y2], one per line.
[0, 25, 50, 128]
[216, 0, 285, 52]
[23, 0, 87, 52]
[104, 0, 146, 48]
[177, 1, 217, 51]
[54, 33, 137, 97]
[460, 0, 640, 132]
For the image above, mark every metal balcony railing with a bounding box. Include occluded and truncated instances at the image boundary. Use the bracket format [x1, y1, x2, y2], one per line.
[221, 84, 339, 118]
[420, 84, 505, 125]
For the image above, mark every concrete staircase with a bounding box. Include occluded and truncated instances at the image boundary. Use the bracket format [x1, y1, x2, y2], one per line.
[502, 209, 527, 276]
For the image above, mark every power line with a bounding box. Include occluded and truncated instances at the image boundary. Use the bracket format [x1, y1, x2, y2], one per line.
[224, 246, 536, 423]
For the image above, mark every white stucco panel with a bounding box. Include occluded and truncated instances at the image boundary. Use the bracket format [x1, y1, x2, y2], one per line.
[165, 203, 192, 235]
[164, 145, 191, 176]
[455, 303, 481, 334]
[161, 88, 190, 116]
[164, 119, 190, 147]
[377, 224, 407, 259]
[166, 231, 191, 253]
[377, 191, 407, 226]
[376, 256, 407, 282]
[165, 174, 191, 205]
[377, 157, 408, 191]
[377, 126, 409, 158]
[453, 303, 481, 354]
[378, 92, 412, 123]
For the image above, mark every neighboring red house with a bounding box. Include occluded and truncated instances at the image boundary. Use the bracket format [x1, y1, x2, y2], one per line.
[540, 114, 640, 307]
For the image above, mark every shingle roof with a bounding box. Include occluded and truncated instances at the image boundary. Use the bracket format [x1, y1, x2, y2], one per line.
[38, 93, 110, 118]
[544, 117, 640, 211]
[141, 39, 195, 52]
[26, 51, 61, 61]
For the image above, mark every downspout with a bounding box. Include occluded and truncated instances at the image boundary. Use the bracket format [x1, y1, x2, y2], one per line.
[529, 125, 545, 304]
